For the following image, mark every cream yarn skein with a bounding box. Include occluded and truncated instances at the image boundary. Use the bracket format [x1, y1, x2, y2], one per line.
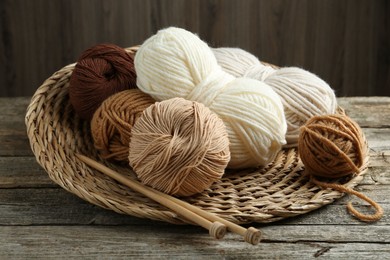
[135, 27, 287, 169]
[213, 47, 337, 145]
[213, 47, 275, 80]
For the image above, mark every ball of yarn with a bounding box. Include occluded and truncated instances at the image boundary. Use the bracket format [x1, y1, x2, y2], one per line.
[129, 98, 230, 197]
[298, 114, 368, 178]
[91, 89, 155, 162]
[135, 27, 287, 169]
[298, 114, 384, 223]
[213, 47, 337, 146]
[69, 43, 137, 120]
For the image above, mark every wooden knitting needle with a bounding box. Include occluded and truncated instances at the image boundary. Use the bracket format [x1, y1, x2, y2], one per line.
[76, 154, 261, 245]
[76, 154, 226, 240]
[134, 180, 260, 244]
[156, 190, 261, 245]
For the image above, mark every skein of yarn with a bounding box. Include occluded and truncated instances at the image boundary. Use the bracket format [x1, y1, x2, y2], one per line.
[69, 44, 137, 120]
[298, 113, 383, 222]
[91, 89, 155, 162]
[129, 98, 230, 197]
[135, 27, 287, 169]
[213, 47, 337, 146]
[213, 48, 276, 80]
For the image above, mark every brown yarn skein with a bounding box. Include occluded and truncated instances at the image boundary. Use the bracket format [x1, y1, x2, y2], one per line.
[91, 89, 155, 162]
[129, 98, 231, 197]
[299, 114, 383, 222]
[69, 43, 137, 120]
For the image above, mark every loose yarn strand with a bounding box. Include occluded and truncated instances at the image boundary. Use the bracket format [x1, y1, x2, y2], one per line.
[311, 176, 384, 222]
[299, 113, 383, 222]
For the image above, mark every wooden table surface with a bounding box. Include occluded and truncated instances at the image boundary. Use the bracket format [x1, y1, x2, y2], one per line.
[0, 96, 389, 259]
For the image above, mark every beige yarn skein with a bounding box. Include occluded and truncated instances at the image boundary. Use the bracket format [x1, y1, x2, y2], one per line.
[213, 47, 337, 146]
[129, 98, 230, 197]
[135, 27, 287, 169]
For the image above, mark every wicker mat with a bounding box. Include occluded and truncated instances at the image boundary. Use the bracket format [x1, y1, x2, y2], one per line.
[25, 48, 368, 225]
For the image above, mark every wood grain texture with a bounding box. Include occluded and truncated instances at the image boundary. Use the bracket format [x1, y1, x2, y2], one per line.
[0, 96, 389, 258]
[0, 226, 389, 259]
[0, 0, 389, 97]
[0, 186, 388, 226]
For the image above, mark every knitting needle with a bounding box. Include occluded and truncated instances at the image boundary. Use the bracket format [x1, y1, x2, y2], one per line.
[134, 180, 260, 244]
[76, 154, 226, 240]
[156, 190, 261, 245]
[76, 154, 261, 245]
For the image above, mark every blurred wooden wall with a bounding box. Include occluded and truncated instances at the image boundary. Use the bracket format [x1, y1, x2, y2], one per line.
[1, 0, 389, 97]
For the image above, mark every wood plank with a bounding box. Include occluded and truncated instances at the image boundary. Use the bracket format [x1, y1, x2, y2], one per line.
[342, 0, 390, 96]
[338, 96, 390, 127]
[283, 200, 389, 226]
[0, 97, 31, 120]
[362, 166, 390, 185]
[261, 224, 390, 243]
[0, 97, 32, 156]
[0, 226, 388, 259]
[0, 185, 388, 226]
[365, 129, 390, 152]
[1, 1, 389, 97]
[0, 133, 32, 156]
[0, 157, 54, 188]
[0, 187, 153, 226]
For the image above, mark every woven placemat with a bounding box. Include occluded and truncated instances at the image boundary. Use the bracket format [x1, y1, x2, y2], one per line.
[25, 47, 368, 225]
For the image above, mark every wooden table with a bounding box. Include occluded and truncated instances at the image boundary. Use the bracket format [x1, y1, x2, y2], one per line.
[1, 97, 389, 259]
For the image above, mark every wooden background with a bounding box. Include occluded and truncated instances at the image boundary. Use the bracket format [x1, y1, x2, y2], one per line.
[1, 0, 389, 97]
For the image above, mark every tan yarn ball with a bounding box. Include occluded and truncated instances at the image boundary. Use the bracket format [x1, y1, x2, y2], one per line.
[129, 98, 230, 197]
[298, 114, 368, 178]
[91, 89, 155, 162]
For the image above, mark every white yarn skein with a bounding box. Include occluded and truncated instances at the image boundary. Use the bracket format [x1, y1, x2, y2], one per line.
[213, 47, 337, 146]
[135, 27, 287, 169]
[213, 47, 275, 80]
